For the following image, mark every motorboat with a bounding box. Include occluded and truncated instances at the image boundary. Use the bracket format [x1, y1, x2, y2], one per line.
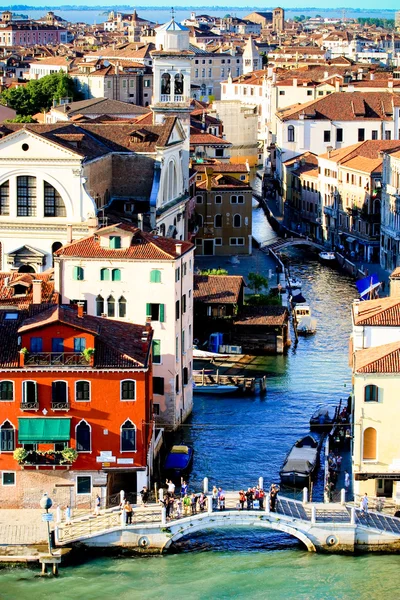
[310, 405, 337, 431]
[193, 347, 230, 360]
[193, 383, 239, 395]
[280, 435, 320, 487]
[296, 315, 317, 335]
[165, 445, 194, 477]
[319, 251, 336, 263]
[287, 277, 302, 290]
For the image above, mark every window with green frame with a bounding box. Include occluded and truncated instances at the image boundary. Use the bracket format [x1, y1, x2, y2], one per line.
[112, 268, 121, 281]
[73, 266, 84, 280]
[100, 268, 110, 281]
[150, 269, 161, 283]
[152, 339, 161, 364]
[109, 236, 121, 249]
[146, 303, 165, 322]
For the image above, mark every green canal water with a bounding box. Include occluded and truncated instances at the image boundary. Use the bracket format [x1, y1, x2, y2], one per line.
[3, 212, 399, 597]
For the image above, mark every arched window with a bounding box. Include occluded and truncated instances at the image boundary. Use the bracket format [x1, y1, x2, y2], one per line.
[18, 265, 35, 273]
[233, 214, 241, 228]
[0, 420, 15, 451]
[167, 160, 177, 201]
[73, 266, 84, 281]
[215, 195, 222, 204]
[107, 295, 115, 317]
[44, 181, 66, 217]
[52, 381, 68, 407]
[0, 180, 9, 215]
[197, 214, 203, 227]
[150, 269, 161, 283]
[17, 176, 36, 216]
[161, 73, 171, 96]
[121, 380, 136, 401]
[96, 295, 104, 316]
[365, 385, 378, 402]
[0, 381, 13, 401]
[215, 214, 222, 228]
[118, 296, 127, 318]
[121, 419, 136, 451]
[288, 125, 295, 143]
[112, 268, 121, 282]
[174, 73, 184, 96]
[363, 427, 377, 460]
[76, 420, 91, 452]
[159, 224, 166, 236]
[100, 268, 110, 281]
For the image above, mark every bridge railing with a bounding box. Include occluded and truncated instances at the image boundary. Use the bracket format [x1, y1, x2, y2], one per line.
[348, 495, 399, 516]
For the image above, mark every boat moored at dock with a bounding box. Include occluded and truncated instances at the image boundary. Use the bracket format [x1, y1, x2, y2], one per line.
[319, 251, 336, 263]
[280, 435, 321, 487]
[165, 445, 194, 478]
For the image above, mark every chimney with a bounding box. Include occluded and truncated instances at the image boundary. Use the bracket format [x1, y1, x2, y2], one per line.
[388, 78, 393, 89]
[66, 224, 73, 243]
[32, 279, 42, 304]
[292, 78, 297, 87]
[141, 329, 149, 354]
[370, 72, 375, 80]
[327, 145, 333, 158]
[205, 166, 213, 191]
[176, 243, 182, 255]
[77, 302, 84, 318]
[353, 299, 360, 316]
[138, 213, 144, 231]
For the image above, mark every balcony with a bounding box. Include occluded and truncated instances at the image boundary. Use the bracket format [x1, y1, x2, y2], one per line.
[24, 352, 90, 367]
[51, 400, 70, 411]
[20, 401, 39, 411]
[18, 450, 73, 469]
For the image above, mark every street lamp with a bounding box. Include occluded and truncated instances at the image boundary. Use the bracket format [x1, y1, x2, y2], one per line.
[40, 493, 53, 555]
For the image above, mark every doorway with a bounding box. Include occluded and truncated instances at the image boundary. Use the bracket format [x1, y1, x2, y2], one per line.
[203, 240, 214, 255]
[107, 470, 137, 506]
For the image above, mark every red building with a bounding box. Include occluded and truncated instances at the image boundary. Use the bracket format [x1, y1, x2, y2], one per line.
[0, 275, 153, 508]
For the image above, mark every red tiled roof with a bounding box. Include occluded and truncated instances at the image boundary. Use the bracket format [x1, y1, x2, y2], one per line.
[234, 305, 288, 326]
[190, 129, 231, 146]
[193, 163, 249, 173]
[55, 224, 193, 260]
[193, 275, 244, 304]
[0, 271, 58, 309]
[354, 340, 400, 373]
[352, 298, 400, 327]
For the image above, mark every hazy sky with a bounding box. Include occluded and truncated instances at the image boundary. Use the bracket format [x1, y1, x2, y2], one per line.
[13, 1, 399, 9]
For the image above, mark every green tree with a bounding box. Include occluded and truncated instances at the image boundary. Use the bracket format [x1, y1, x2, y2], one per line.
[247, 272, 269, 295]
[5, 115, 37, 123]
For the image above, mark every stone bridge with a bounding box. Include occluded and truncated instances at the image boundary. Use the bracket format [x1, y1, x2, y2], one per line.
[260, 236, 326, 254]
[54, 492, 400, 554]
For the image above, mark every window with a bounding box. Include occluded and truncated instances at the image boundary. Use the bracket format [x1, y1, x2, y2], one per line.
[77, 475, 91, 494]
[96, 295, 104, 316]
[182, 329, 185, 353]
[307, 90, 312, 96]
[22, 381, 37, 405]
[385, 130, 392, 140]
[121, 420, 136, 451]
[336, 128, 343, 143]
[52, 338, 64, 353]
[4, 312, 18, 320]
[121, 380, 136, 401]
[54, 442, 67, 451]
[0, 421, 14, 451]
[152, 339, 161, 364]
[17, 176, 36, 216]
[150, 269, 161, 283]
[231, 195, 237, 204]
[30, 337, 42, 352]
[279, 90, 285, 96]
[0, 381, 13, 401]
[358, 128, 365, 142]
[214, 214, 222, 228]
[363, 427, 377, 461]
[153, 403, 160, 416]
[146, 303, 165, 322]
[183, 367, 188, 385]
[230, 237, 245, 246]
[118, 296, 126, 318]
[0, 180, 9, 215]
[112, 269, 121, 281]
[74, 338, 86, 352]
[215, 148, 224, 158]
[196, 195, 203, 204]
[175, 336, 179, 362]
[364, 384, 378, 402]
[372, 130, 378, 140]
[182, 294, 187, 314]
[52, 381, 67, 405]
[233, 214, 241, 228]
[183, 262, 187, 277]
[76, 420, 91, 452]
[153, 376, 164, 395]
[107, 295, 115, 318]
[215, 238, 222, 246]
[44, 182, 66, 217]
[175, 374, 179, 393]
[2, 472, 15, 486]
[215, 195, 222, 204]
[75, 381, 90, 401]
[100, 268, 110, 281]
[109, 235, 121, 249]
[73, 266, 84, 281]
[175, 300, 180, 320]
[288, 125, 295, 142]
[323, 131, 331, 143]
[175, 268, 180, 282]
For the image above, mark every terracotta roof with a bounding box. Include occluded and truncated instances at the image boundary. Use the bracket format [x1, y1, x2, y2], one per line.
[354, 340, 400, 373]
[51, 97, 149, 117]
[352, 298, 400, 327]
[190, 129, 231, 146]
[193, 163, 248, 173]
[193, 275, 244, 304]
[234, 305, 288, 326]
[55, 224, 193, 261]
[320, 140, 400, 163]
[196, 173, 251, 190]
[0, 271, 58, 309]
[390, 267, 400, 279]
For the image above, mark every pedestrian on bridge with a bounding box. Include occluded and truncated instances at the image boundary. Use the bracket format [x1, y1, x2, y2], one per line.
[180, 479, 188, 497]
[140, 486, 150, 506]
[212, 486, 218, 510]
[124, 500, 133, 525]
[183, 494, 191, 516]
[259, 488, 265, 510]
[218, 488, 225, 511]
[167, 480, 176, 496]
[245, 488, 254, 510]
[239, 490, 246, 510]
[360, 493, 369, 517]
[191, 493, 198, 515]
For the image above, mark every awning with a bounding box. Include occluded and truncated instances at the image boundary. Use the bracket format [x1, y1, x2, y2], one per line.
[18, 418, 71, 443]
[346, 237, 356, 244]
[355, 472, 400, 481]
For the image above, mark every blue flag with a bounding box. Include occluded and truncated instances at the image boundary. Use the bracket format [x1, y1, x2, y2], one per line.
[356, 274, 381, 300]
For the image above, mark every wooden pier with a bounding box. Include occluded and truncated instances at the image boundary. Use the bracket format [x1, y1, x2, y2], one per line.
[193, 370, 267, 394]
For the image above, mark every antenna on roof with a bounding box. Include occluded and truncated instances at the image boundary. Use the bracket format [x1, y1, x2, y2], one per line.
[171, 6, 175, 21]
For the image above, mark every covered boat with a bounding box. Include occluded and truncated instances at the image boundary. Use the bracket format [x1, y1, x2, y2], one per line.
[310, 405, 337, 431]
[319, 251, 336, 263]
[165, 445, 194, 476]
[193, 383, 239, 395]
[297, 315, 317, 335]
[280, 435, 320, 487]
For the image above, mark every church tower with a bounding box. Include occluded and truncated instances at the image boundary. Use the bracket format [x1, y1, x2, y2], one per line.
[151, 17, 194, 190]
[242, 36, 262, 74]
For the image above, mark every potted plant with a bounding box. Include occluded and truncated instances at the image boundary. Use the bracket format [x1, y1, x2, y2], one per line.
[19, 347, 28, 366]
[61, 447, 78, 464]
[82, 347, 95, 365]
[13, 447, 28, 464]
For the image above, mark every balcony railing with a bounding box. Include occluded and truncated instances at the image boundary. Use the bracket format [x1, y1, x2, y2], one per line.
[20, 401, 39, 411]
[20, 451, 72, 467]
[160, 94, 187, 103]
[51, 400, 70, 411]
[24, 353, 90, 367]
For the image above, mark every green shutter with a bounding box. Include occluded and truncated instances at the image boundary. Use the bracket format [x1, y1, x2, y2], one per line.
[100, 268, 110, 281]
[152, 339, 161, 363]
[150, 269, 161, 283]
[74, 266, 84, 281]
[159, 304, 165, 322]
[112, 269, 121, 281]
[109, 236, 121, 249]
[146, 303, 151, 318]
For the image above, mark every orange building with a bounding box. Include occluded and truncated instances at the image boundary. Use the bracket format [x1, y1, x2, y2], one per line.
[0, 298, 153, 508]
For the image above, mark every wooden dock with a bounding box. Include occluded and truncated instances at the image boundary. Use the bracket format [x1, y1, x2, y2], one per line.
[193, 369, 267, 394]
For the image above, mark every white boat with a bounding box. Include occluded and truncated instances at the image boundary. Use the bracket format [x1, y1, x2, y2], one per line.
[193, 383, 239, 395]
[287, 276, 302, 289]
[319, 251, 336, 262]
[294, 304, 317, 335]
[193, 347, 230, 360]
[229, 255, 240, 265]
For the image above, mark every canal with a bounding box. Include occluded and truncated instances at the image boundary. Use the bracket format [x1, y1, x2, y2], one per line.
[3, 207, 398, 599]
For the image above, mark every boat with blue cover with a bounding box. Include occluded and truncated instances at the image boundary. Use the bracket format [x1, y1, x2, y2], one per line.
[165, 445, 194, 476]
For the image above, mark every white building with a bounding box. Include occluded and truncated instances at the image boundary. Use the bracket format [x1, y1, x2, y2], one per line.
[55, 223, 194, 429]
[381, 149, 400, 271]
